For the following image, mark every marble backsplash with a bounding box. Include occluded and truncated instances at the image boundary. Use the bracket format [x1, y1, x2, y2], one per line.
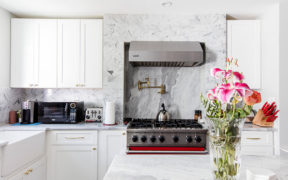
[0, 14, 226, 123]
[120, 14, 227, 119]
[0, 88, 24, 123]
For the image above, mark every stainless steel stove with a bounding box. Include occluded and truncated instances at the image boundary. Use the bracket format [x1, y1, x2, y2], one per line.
[126, 119, 208, 154]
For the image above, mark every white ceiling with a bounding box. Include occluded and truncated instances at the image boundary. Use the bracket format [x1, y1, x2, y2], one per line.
[0, 0, 278, 18]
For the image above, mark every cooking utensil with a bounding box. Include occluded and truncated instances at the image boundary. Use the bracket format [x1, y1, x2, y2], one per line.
[156, 103, 170, 121]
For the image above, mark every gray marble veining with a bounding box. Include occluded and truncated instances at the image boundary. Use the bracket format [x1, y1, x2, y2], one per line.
[0, 88, 24, 123]
[118, 14, 227, 119]
[104, 153, 288, 180]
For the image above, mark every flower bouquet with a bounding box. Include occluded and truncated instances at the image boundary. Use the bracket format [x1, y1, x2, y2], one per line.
[200, 58, 261, 180]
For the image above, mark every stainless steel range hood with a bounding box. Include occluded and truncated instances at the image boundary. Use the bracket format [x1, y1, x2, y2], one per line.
[128, 41, 205, 67]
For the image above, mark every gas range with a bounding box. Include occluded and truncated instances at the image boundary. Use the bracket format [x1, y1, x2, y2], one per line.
[126, 119, 208, 154]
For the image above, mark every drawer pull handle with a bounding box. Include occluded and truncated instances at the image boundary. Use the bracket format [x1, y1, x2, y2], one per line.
[246, 138, 261, 140]
[28, 168, 33, 172]
[65, 137, 85, 140]
[24, 170, 29, 175]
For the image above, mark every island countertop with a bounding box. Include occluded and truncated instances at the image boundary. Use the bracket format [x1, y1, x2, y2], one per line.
[103, 153, 288, 180]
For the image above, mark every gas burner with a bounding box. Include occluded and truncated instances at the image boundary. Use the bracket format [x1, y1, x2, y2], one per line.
[127, 118, 203, 129]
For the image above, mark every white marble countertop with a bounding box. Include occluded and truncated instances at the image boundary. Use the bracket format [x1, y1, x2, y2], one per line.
[0, 140, 8, 147]
[104, 153, 288, 180]
[243, 123, 276, 131]
[0, 122, 127, 131]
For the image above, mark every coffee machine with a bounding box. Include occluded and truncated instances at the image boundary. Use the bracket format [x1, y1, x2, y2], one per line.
[21, 101, 38, 124]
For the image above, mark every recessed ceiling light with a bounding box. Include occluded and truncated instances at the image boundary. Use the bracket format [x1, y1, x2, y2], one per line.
[161, 1, 173, 7]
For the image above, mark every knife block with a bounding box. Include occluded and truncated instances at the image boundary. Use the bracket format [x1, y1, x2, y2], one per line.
[252, 109, 274, 127]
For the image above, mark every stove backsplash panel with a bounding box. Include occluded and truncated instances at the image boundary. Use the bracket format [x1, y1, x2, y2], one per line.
[120, 14, 227, 119]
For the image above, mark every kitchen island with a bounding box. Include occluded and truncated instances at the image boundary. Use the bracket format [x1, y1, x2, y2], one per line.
[103, 153, 288, 180]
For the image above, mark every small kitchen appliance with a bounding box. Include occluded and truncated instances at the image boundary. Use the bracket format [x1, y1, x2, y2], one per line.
[85, 107, 103, 122]
[126, 119, 208, 154]
[156, 103, 170, 121]
[37, 101, 84, 124]
[21, 100, 38, 124]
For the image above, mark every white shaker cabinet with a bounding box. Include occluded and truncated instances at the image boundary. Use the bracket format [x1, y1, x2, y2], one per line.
[227, 20, 261, 89]
[58, 19, 103, 88]
[57, 20, 81, 88]
[47, 131, 98, 180]
[5, 157, 46, 180]
[80, 19, 103, 88]
[11, 18, 102, 88]
[11, 19, 57, 88]
[98, 130, 127, 180]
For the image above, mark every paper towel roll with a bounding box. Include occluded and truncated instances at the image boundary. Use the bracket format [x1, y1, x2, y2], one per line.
[104, 102, 115, 125]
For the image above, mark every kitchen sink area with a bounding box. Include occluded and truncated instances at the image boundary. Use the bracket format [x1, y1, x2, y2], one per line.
[0, 131, 45, 177]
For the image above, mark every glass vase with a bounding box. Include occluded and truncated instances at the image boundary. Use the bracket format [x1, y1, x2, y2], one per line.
[206, 118, 246, 180]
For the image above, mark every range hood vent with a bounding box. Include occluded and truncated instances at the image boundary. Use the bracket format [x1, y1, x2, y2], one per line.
[128, 41, 205, 67]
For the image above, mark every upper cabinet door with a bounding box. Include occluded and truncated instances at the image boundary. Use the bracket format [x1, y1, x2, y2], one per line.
[58, 20, 81, 88]
[11, 19, 37, 88]
[37, 20, 58, 88]
[11, 19, 57, 88]
[80, 19, 103, 88]
[227, 20, 261, 89]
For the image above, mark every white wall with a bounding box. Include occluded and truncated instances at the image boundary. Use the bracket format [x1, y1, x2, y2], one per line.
[279, 0, 288, 153]
[260, 4, 280, 154]
[0, 7, 12, 87]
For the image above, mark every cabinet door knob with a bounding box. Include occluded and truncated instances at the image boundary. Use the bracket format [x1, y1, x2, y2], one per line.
[24, 170, 29, 175]
[76, 84, 79, 87]
[92, 147, 97, 151]
[122, 132, 126, 136]
[28, 168, 33, 172]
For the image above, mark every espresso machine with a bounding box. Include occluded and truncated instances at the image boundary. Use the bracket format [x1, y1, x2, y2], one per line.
[21, 100, 38, 124]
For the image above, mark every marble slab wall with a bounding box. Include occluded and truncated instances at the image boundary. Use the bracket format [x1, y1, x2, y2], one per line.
[116, 14, 227, 119]
[0, 88, 24, 123]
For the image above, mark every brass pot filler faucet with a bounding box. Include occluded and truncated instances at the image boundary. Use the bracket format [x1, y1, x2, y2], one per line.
[137, 78, 166, 94]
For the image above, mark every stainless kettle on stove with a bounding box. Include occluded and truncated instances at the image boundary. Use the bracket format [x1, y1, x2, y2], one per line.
[156, 103, 170, 121]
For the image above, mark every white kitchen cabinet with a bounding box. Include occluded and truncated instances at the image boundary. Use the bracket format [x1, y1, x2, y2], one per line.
[11, 18, 102, 89]
[58, 19, 103, 88]
[48, 146, 97, 180]
[57, 19, 81, 88]
[80, 19, 103, 88]
[47, 131, 98, 180]
[241, 131, 274, 156]
[11, 19, 57, 88]
[227, 20, 261, 89]
[4, 157, 46, 180]
[98, 130, 127, 180]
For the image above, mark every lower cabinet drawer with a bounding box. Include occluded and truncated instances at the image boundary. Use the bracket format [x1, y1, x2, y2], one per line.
[241, 131, 273, 146]
[48, 131, 98, 145]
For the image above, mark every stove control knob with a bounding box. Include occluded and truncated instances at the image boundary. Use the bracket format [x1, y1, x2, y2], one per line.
[132, 136, 138, 142]
[159, 136, 165, 143]
[150, 136, 156, 143]
[141, 136, 147, 142]
[186, 136, 193, 143]
[195, 136, 202, 143]
[173, 136, 179, 143]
